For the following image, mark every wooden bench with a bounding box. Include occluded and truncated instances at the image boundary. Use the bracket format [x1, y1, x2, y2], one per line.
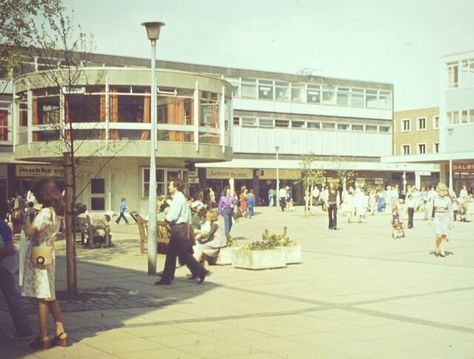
[76, 214, 112, 249]
[130, 211, 169, 254]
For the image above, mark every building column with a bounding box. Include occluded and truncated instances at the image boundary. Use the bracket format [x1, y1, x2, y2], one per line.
[439, 162, 447, 185]
[252, 169, 260, 205]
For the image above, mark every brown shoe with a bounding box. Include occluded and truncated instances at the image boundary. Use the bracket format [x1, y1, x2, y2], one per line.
[50, 333, 69, 348]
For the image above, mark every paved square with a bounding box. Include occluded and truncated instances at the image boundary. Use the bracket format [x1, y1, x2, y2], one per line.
[1, 207, 473, 358]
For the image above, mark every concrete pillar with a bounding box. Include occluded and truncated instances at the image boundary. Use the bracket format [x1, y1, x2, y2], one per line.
[415, 173, 421, 190]
[439, 162, 447, 185]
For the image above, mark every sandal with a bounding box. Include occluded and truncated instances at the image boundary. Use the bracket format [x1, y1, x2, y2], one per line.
[50, 332, 69, 348]
[29, 336, 50, 350]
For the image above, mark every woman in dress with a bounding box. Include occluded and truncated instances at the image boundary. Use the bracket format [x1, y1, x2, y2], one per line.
[217, 186, 235, 239]
[194, 210, 228, 265]
[22, 179, 69, 350]
[432, 183, 454, 257]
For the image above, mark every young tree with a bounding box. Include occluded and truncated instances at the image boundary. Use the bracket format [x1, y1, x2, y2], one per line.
[299, 153, 326, 215]
[330, 156, 356, 191]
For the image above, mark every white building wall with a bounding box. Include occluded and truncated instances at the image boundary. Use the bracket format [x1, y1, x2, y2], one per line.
[232, 127, 391, 156]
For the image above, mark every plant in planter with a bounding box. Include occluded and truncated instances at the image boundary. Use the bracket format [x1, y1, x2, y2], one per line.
[261, 227, 302, 264]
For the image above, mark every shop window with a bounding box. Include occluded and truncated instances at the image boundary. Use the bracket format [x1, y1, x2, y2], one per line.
[90, 178, 105, 211]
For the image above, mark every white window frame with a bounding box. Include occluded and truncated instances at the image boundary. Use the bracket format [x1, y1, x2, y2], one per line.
[401, 118, 411, 132]
[336, 123, 350, 131]
[417, 117, 427, 131]
[401, 144, 410, 155]
[432, 116, 439, 129]
[433, 142, 440, 153]
[417, 143, 427, 154]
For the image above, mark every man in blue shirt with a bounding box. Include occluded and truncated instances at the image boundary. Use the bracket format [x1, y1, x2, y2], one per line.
[155, 178, 209, 285]
[0, 202, 32, 339]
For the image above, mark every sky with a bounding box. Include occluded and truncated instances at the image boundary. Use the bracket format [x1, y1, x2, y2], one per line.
[62, 0, 474, 111]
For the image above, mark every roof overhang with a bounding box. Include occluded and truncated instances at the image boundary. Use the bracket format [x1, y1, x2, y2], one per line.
[197, 159, 439, 172]
[382, 152, 474, 165]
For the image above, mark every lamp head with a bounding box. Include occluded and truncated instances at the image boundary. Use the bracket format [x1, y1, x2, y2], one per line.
[142, 21, 165, 41]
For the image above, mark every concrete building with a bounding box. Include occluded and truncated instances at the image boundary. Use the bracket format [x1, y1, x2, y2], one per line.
[1, 48, 438, 212]
[384, 50, 474, 193]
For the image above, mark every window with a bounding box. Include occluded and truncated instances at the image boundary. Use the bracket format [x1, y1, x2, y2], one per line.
[365, 89, 378, 107]
[452, 111, 459, 124]
[322, 86, 336, 105]
[275, 120, 289, 128]
[432, 116, 439, 129]
[448, 63, 458, 88]
[307, 122, 320, 129]
[143, 168, 165, 197]
[241, 79, 257, 99]
[258, 80, 273, 100]
[337, 123, 350, 131]
[258, 118, 274, 127]
[365, 125, 378, 132]
[418, 143, 426, 154]
[462, 110, 468, 123]
[90, 178, 105, 211]
[322, 122, 335, 130]
[351, 88, 364, 107]
[402, 145, 410, 155]
[275, 81, 289, 101]
[292, 120, 305, 128]
[470, 110, 474, 123]
[291, 83, 305, 102]
[352, 124, 364, 131]
[433, 143, 439, 153]
[401, 119, 410, 131]
[379, 91, 392, 109]
[417, 117, 426, 130]
[307, 85, 321, 104]
[233, 117, 240, 126]
[337, 87, 350, 106]
[241, 117, 257, 127]
[379, 126, 391, 133]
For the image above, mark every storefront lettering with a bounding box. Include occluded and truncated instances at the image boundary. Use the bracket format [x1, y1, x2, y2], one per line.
[206, 168, 253, 179]
[453, 163, 474, 172]
[16, 165, 64, 177]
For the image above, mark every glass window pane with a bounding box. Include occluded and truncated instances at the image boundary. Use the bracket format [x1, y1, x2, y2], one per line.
[352, 124, 364, 131]
[258, 80, 273, 100]
[351, 88, 364, 107]
[91, 198, 105, 211]
[292, 120, 305, 128]
[307, 122, 320, 129]
[470, 110, 474, 123]
[365, 90, 378, 107]
[259, 119, 274, 127]
[91, 178, 105, 194]
[291, 84, 305, 102]
[275, 120, 289, 128]
[307, 85, 320, 103]
[379, 126, 391, 133]
[366, 125, 378, 132]
[462, 110, 468, 123]
[241, 117, 257, 127]
[322, 122, 335, 130]
[322, 86, 336, 105]
[241, 79, 257, 99]
[275, 81, 289, 101]
[337, 123, 350, 130]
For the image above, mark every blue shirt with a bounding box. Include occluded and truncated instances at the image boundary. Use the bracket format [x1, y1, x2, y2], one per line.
[119, 201, 127, 214]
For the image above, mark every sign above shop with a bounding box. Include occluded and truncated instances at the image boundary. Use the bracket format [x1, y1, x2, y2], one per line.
[453, 163, 474, 172]
[16, 165, 64, 178]
[260, 169, 301, 180]
[206, 168, 253, 179]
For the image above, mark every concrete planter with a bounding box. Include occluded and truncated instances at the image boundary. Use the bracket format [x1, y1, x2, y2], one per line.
[281, 245, 302, 264]
[216, 246, 239, 265]
[233, 248, 286, 270]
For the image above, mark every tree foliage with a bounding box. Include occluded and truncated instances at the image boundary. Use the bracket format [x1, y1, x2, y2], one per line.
[299, 153, 326, 215]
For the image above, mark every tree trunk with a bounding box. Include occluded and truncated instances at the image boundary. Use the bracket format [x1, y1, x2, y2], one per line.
[63, 152, 77, 294]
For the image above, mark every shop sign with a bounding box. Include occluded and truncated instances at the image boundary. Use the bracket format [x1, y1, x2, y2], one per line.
[453, 163, 474, 172]
[260, 169, 301, 180]
[374, 178, 385, 184]
[206, 168, 253, 179]
[16, 165, 64, 178]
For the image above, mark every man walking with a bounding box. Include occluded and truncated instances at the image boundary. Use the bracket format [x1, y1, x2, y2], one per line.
[155, 178, 209, 285]
[115, 198, 128, 224]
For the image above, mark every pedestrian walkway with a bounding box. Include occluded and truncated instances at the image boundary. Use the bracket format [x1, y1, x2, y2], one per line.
[1, 207, 474, 358]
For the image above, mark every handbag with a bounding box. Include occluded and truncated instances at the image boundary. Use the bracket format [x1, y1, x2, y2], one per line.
[30, 246, 53, 266]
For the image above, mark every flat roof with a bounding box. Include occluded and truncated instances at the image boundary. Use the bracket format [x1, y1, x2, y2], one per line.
[382, 152, 474, 164]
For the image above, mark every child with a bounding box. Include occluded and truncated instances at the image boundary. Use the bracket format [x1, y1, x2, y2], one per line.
[391, 205, 405, 239]
[246, 189, 255, 218]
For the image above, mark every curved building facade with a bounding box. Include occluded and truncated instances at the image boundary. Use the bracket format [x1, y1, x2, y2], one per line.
[13, 67, 233, 213]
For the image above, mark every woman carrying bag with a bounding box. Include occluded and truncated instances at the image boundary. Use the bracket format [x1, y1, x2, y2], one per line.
[21, 179, 69, 350]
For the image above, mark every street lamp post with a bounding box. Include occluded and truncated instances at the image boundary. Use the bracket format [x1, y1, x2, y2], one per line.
[142, 21, 165, 275]
[275, 145, 280, 208]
